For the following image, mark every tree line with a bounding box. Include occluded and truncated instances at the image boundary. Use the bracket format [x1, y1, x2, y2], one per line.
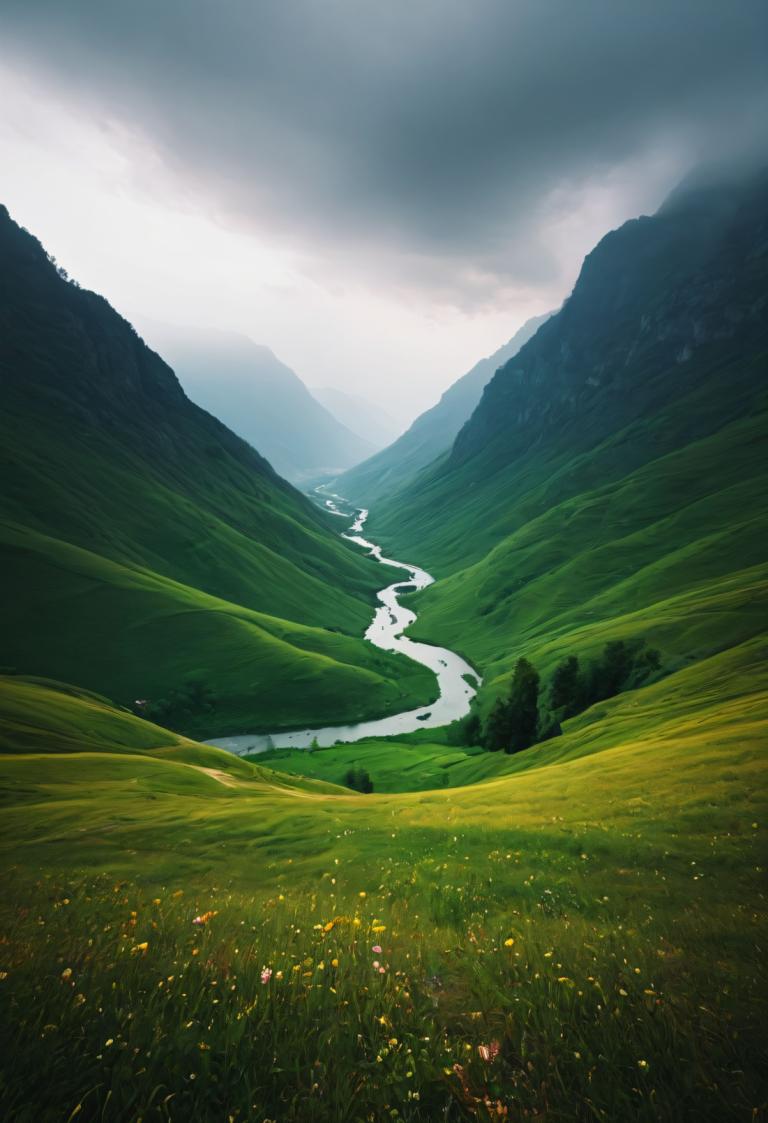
[344, 766, 374, 793]
[465, 639, 661, 754]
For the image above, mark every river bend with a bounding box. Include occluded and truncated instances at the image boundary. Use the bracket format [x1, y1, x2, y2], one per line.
[206, 491, 480, 755]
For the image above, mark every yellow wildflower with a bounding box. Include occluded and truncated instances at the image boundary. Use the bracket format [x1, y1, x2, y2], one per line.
[503, 938, 515, 947]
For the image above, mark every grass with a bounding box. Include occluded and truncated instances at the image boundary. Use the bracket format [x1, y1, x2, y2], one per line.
[0, 524, 436, 739]
[0, 669, 765, 1120]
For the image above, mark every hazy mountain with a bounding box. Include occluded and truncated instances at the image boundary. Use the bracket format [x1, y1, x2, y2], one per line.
[142, 325, 376, 484]
[333, 312, 552, 506]
[310, 385, 401, 450]
[367, 165, 768, 712]
[0, 206, 433, 736]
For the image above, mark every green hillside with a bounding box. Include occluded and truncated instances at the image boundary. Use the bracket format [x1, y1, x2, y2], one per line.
[363, 168, 768, 717]
[0, 206, 435, 735]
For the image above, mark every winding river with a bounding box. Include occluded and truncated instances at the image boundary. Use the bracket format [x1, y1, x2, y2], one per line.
[205, 490, 480, 756]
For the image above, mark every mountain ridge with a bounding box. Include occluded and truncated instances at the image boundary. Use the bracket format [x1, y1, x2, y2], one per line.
[142, 323, 377, 484]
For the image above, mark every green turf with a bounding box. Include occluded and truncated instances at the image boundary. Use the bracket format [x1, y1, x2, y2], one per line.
[0, 668, 765, 1119]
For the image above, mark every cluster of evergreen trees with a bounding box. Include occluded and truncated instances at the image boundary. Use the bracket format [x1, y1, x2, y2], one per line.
[473, 639, 660, 754]
[133, 679, 216, 730]
[344, 766, 374, 793]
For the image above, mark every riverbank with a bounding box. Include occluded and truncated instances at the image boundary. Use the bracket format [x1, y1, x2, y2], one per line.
[206, 492, 480, 754]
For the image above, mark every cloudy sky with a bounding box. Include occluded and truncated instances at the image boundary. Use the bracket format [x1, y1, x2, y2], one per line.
[1, 1, 766, 423]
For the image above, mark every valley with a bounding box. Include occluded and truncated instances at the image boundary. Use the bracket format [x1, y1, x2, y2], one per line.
[1, 163, 766, 1122]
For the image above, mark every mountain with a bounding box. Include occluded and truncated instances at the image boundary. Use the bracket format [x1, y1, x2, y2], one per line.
[0, 206, 434, 736]
[333, 312, 552, 507]
[310, 385, 401, 450]
[141, 325, 376, 484]
[366, 165, 768, 707]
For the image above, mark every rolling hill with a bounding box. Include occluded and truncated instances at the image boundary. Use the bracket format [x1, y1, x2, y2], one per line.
[0, 206, 435, 737]
[0, 630, 765, 1118]
[140, 325, 376, 484]
[334, 312, 552, 507]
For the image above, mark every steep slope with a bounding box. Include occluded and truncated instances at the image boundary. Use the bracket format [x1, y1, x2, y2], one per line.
[367, 165, 768, 704]
[0, 207, 435, 735]
[310, 385, 401, 450]
[334, 312, 551, 506]
[144, 325, 376, 483]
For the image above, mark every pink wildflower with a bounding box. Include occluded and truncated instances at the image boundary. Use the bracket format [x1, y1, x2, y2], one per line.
[477, 1040, 501, 1063]
[261, 968, 273, 984]
[372, 945, 382, 954]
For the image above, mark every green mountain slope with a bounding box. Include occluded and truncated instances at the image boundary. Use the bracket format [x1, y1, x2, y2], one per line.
[144, 325, 376, 483]
[367, 167, 768, 708]
[333, 312, 551, 507]
[0, 206, 434, 735]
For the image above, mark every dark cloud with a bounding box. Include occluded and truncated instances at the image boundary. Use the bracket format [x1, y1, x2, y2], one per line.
[2, 0, 767, 303]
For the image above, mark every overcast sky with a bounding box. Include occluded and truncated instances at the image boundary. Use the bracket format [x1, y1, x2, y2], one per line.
[1, 2, 766, 423]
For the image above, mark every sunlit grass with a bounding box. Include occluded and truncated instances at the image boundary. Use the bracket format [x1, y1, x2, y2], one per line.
[0, 668, 765, 1119]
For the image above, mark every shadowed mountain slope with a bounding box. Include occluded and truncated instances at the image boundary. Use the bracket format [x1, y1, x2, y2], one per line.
[0, 207, 434, 736]
[365, 166, 768, 706]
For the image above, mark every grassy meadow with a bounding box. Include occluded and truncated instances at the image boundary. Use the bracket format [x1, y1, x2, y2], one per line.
[1, 667, 765, 1121]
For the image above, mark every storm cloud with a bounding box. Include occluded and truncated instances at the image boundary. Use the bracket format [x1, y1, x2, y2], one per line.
[3, 0, 767, 306]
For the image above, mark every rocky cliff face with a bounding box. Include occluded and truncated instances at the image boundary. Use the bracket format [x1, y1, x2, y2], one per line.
[452, 167, 768, 469]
